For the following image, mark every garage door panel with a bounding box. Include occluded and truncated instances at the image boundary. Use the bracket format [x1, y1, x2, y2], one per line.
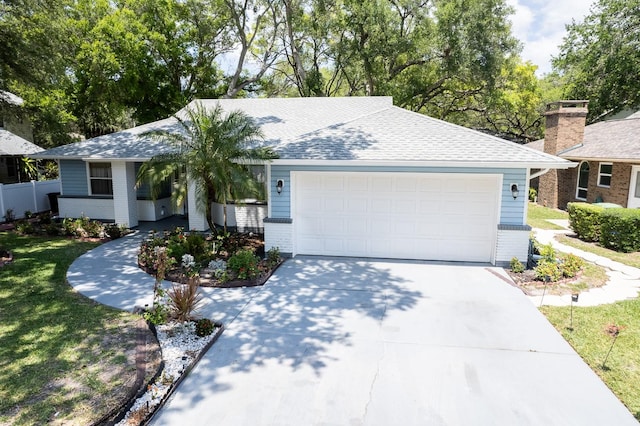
[346, 176, 369, 191]
[294, 172, 498, 262]
[324, 197, 345, 212]
[392, 199, 417, 213]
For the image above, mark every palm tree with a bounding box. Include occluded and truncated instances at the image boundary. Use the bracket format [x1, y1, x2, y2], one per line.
[137, 102, 276, 234]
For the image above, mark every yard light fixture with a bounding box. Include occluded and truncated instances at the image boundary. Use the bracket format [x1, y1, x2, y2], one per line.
[161, 205, 166, 216]
[510, 183, 519, 200]
[276, 179, 284, 194]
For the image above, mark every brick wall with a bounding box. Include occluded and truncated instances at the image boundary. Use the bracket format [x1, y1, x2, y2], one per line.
[589, 162, 631, 206]
[538, 101, 588, 208]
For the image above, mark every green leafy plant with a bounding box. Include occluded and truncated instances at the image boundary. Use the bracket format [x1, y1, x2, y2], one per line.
[266, 246, 281, 268]
[184, 232, 209, 262]
[567, 202, 604, 242]
[104, 223, 127, 239]
[143, 288, 169, 325]
[228, 249, 259, 280]
[537, 243, 556, 262]
[528, 187, 537, 202]
[510, 257, 524, 273]
[15, 220, 35, 235]
[195, 318, 215, 337]
[37, 212, 52, 225]
[561, 253, 585, 278]
[534, 259, 563, 282]
[167, 282, 202, 322]
[5, 209, 14, 222]
[600, 208, 640, 253]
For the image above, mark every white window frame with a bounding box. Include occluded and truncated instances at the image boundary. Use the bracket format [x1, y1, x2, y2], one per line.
[576, 161, 589, 201]
[597, 162, 613, 188]
[87, 162, 113, 196]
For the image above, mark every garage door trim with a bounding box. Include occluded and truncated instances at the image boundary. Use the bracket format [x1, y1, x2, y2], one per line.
[291, 171, 501, 263]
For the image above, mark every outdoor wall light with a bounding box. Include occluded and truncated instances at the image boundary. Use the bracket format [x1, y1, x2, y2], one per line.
[276, 179, 284, 194]
[161, 206, 166, 216]
[510, 183, 519, 200]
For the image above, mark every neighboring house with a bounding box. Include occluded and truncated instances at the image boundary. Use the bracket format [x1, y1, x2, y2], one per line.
[33, 97, 572, 265]
[0, 90, 42, 183]
[527, 101, 640, 209]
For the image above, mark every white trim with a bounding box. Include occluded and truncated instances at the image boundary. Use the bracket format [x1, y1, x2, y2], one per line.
[576, 161, 590, 201]
[524, 169, 531, 224]
[563, 157, 640, 164]
[271, 159, 576, 169]
[597, 162, 613, 188]
[86, 161, 114, 196]
[266, 163, 272, 217]
[628, 165, 640, 209]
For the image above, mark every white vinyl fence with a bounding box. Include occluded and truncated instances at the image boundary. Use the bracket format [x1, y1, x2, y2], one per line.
[0, 180, 61, 221]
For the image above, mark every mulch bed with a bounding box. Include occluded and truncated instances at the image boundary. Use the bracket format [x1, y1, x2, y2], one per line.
[506, 269, 586, 296]
[142, 258, 284, 288]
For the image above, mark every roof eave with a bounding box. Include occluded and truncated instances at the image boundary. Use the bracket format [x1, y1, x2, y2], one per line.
[270, 159, 577, 169]
[562, 156, 640, 163]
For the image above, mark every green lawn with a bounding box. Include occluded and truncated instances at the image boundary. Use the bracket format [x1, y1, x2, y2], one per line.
[0, 233, 146, 425]
[542, 300, 640, 420]
[527, 202, 569, 230]
[557, 234, 640, 269]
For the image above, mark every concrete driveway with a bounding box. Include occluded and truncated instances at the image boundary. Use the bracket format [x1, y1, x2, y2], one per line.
[152, 257, 637, 425]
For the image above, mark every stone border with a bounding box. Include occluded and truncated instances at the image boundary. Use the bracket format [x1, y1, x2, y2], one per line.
[104, 321, 225, 425]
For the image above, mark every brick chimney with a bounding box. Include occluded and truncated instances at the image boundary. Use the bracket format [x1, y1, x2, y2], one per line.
[538, 100, 588, 209]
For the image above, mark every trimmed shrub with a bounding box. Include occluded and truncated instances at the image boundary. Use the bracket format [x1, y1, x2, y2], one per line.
[567, 202, 604, 242]
[534, 259, 563, 282]
[600, 208, 640, 252]
[561, 253, 584, 278]
[510, 257, 524, 273]
[266, 247, 281, 268]
[529, 187, 537, 202]
[195, 318, 215, 337]
[228, 250, 259, 280]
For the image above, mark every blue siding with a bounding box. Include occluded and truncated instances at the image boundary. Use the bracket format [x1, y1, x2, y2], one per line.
[270, 167, 291, 218]
[269, 165, 527, 224]
[60, 160, 88, 196]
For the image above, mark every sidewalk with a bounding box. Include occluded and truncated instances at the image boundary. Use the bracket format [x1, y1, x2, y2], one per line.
[528, 220, 640, 306]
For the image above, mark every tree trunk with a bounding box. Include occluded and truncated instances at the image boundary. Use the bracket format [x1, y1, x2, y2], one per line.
[205, 198, 217, 236]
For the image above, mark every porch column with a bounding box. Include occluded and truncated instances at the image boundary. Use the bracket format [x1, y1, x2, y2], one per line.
[187, 177, 208, 231]
[112, 161, 138, 227]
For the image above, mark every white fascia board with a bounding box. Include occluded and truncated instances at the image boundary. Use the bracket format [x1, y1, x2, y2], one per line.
[80, 157, 151, 162]
[562, 156, 640, 164]
[269, 159, 577, 169]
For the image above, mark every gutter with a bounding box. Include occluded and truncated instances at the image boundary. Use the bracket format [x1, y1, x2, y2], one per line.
[529, 168, 550, 180]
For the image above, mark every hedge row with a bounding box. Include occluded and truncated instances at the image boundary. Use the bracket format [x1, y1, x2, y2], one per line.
[568, 202, 640, 252]
[567, 203, 604, 242]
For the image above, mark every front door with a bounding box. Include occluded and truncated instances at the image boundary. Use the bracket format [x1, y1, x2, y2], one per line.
[628, 165, 640, 208]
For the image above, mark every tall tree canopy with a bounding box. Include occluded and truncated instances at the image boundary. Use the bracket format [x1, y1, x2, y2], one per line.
[1, 0, 535, 145]
[553, 0, 640, 122]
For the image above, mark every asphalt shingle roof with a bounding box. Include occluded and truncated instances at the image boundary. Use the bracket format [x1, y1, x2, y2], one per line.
[35, 97, 570, 167]
[0, 129, 43, 155]
[527, 117, 640, 162]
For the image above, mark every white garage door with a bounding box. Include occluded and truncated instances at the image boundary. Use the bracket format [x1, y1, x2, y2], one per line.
[293, 172, 500, 262]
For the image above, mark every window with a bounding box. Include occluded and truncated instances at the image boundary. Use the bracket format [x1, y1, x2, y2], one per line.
[598, 163, 612, 187]
[88, 162, 113, 195]
[576, 161, 589, 200]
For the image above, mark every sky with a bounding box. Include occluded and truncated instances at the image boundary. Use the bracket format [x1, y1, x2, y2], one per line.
[507, 0, 596, 75]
